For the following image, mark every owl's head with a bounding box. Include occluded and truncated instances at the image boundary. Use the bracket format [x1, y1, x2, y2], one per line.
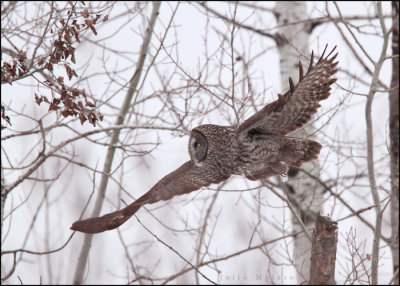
[189, 124, 236, 168]
[189, 128, 208, 167]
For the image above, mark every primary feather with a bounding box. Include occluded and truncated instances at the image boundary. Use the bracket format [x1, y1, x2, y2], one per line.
[237, 45, 338, 136]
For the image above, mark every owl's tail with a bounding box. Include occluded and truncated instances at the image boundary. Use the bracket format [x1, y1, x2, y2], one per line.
[281, 138, 322, 167]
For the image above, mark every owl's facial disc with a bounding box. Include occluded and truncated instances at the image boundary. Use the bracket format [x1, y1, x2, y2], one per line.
[189, 129, 208, 166]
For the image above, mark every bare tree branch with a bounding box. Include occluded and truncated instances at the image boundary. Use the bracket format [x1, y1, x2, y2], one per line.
[72, 2, 161, 284]
[365, 2, 390, 284]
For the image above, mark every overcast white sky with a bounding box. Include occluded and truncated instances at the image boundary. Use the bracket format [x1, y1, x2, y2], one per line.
[1, 1, 396, 284]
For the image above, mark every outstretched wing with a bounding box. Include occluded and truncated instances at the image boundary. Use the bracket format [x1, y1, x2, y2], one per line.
[237, 45, 338, 137]
[71, 161, 229, 234]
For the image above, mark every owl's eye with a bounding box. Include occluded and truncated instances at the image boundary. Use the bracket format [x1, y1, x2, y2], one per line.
[189, 129, 208, 163]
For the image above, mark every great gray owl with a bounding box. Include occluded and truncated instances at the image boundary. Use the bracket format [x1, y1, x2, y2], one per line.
[71, 45, 338, 234]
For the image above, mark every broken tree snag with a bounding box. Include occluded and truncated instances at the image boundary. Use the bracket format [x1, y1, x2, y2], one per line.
[309, 214, 338, 285]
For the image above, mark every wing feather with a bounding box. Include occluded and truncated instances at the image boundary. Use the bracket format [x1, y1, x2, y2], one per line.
[71, 161, 228, 234]
[238, 45, 338, 136]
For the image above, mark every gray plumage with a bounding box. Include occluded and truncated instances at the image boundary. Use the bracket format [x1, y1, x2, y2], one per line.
[71, 45, 338, 234]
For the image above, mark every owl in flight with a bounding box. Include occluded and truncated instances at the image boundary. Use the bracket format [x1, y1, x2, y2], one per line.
[71, 45, 338, 234]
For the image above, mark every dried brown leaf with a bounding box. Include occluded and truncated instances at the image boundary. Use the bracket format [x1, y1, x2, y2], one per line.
[81, 9, 89, 18]
[79, 112, 87, 124]
[85, 101, 95, 107]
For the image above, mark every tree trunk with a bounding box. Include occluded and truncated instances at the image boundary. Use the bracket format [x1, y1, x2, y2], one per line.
[309, 214, 338, 285]
[274, 2, 325, 283]
[389, 1, 399, 284]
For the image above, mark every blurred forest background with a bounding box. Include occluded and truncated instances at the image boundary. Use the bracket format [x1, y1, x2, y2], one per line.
[1, 1, 398, 284]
